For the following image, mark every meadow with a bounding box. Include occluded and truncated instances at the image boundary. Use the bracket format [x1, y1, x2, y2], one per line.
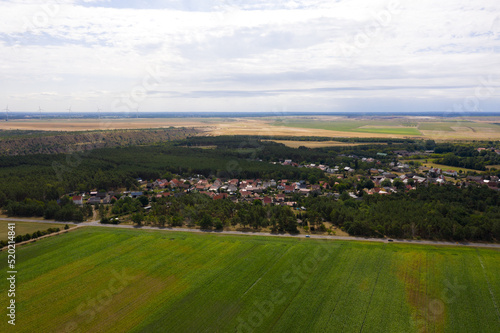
[274, 119, 422, 136]
[0, 227, 499, 332]
[0, 220, 75, 241]
[2, 116, 500, 141]
[406, 159, 482, 173]
[272, 117, 500, 140]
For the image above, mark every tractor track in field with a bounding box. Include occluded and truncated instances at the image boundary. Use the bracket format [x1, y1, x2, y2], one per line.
[359, 248, 386, 333]
[476, 250, 500, 323]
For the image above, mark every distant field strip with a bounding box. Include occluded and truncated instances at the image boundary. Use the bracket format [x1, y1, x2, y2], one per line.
[275, 121, 422, 136]
[264, 140, 387, 148]
[0, 228, 499, 332]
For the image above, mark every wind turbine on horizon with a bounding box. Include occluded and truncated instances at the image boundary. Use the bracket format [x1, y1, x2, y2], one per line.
[38, 106, 43, 120]
[136, 107, 139, 119]
[3, 105, 9, 121]
[67, 106, 72, 120]
[97, 106, 102, 119]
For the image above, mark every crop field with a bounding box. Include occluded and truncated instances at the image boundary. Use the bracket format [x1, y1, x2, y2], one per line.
[1, 227, 499, 332]
[271, 117, 500, 140]
[417, 122, 455, 131]
[273, 120, 422, 136]
[0, 220, 75, 241]
[2, 116, 500, 141]
[407, 160, 482, 173]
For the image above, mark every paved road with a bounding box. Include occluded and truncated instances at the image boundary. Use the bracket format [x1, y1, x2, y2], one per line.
[2, 217, 500, 249]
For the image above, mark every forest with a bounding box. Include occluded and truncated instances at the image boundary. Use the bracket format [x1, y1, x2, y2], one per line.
[301, 184, 500, 241]
[0, 136, 499, 242]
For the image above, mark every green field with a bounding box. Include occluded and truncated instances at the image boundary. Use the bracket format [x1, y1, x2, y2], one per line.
[418, 122, 455, 131]
[407, 159, 482, 173]
[276, 120, 421, 136]
[0, 220, 73, 241]
[1, 228, 499, 332]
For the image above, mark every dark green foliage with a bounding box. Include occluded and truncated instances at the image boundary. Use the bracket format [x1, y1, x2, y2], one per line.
[146, 193, 298, 234]
[304, 184, 500, 241]
[4, 199, 87, 222]
[7, 226, 61, 244]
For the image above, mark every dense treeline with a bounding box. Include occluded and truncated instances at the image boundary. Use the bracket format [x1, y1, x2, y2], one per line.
[180, 135, 416, 144]
[0, 127, 198, 156]
[3, 197, 92, 222]
[0, 141, 328, 203]
[302, 185, 500, 241]
[138, 193, 299, 233]
[436, 149, 500, 171]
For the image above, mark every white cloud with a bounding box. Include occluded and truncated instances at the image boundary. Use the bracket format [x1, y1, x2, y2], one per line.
[0, 0, 499, 112]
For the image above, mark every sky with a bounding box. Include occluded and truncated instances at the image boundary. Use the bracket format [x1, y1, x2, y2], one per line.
[0, 0, 499, 114]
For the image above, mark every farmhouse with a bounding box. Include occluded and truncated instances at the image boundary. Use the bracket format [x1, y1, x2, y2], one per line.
[72, 196, 83, 205]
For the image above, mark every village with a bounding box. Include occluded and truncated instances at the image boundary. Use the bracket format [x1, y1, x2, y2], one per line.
[70, 150, 499, 208]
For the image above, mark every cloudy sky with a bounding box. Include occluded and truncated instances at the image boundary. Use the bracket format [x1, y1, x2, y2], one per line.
[0, 0, 499, 113]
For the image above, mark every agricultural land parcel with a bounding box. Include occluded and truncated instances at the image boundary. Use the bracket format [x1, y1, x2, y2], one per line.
[2, 116, 500, 141]
[0, 220, 76, 241]
[1, 227, 498, 332]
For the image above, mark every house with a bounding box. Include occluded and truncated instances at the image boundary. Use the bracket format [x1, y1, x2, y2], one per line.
[72, 196, 83, 205]
[87, 197, 101, 205]
[276, 194, 285, 202]
[443, 170, 458, 177]
[196, 184, 207, 191]
[102, 195, 112, 204]
[429, 168, 441, 175]
[284, 185, 295, 194]
[131, 191, 143, 198]
[299, 188, 311, 195]
[311, 185, 321, 194]
[213, 193, 228, 200]
[170, 179, 185, 188]
[240, 191, 252, 198]
[263, 197, 273, 205]
[209, 184, 220, 191]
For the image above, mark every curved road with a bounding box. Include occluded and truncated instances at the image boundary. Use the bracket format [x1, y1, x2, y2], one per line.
[1, 217, 500, 249]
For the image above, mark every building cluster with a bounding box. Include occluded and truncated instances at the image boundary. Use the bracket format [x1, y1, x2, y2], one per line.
[69, 150, 499, 207]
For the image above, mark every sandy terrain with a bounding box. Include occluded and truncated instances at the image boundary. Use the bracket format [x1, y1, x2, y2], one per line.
[1, 116, 499, 141]
[0, 118, 222, 131]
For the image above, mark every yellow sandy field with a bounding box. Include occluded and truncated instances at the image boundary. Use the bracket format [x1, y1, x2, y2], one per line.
[1, 116, 500, 141]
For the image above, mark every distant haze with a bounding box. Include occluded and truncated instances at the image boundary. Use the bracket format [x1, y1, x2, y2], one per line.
[0, 0, 499, 113]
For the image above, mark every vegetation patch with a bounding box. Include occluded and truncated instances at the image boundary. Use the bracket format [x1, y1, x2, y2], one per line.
[0, 228, 498, 332]
[0, 220, 75, 241]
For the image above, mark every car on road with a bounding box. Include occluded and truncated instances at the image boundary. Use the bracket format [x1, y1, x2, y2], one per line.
[388, 239, 394, 242]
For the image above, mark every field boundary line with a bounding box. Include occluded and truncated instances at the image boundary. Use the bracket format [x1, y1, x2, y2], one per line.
[323, 251, 363, 331]
[242, 246, 292, 296]
[476, 250, 500, 323]
[359, 250, 386, 333]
